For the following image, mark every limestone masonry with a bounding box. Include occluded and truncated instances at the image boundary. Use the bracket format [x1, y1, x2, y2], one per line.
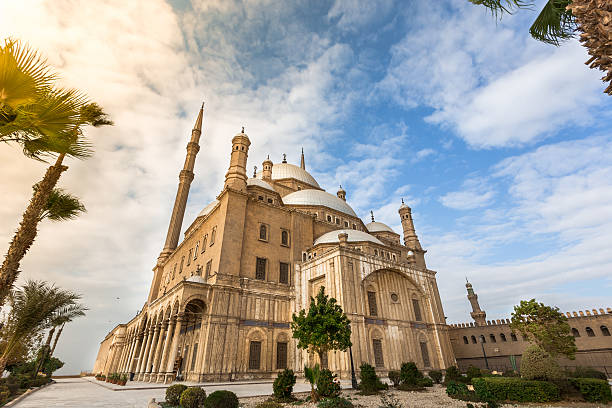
[93, 106, 611, 382]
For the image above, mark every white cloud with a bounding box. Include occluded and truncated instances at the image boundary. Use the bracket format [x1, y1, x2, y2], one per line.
[439, 178, 495, 210]
[327, 0, 394, 32]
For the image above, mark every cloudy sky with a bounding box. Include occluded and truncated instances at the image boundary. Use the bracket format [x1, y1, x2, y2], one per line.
[1, 0, 611, 374]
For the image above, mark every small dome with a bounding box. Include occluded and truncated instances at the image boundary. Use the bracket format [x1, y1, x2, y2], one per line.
[247, 178, 274, 190]
[197, 200, 220, 218]
[257, 162, 320, 188]
[283, 189, 357, 217]
[314, 229, 383, 246]
[186, 275, 206, 284]
[366, 221, 396, 234]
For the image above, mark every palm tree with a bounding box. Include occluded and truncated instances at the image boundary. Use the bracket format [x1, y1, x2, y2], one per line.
[470, 0, 612, 95]
[0, 39, 112, 307]
[0, 280, 84, 373]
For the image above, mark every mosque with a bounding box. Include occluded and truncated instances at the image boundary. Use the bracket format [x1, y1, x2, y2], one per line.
[92, 105, 456, 382]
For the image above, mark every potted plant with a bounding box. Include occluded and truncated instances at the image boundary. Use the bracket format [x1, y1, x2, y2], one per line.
[119, 374, 127, 386]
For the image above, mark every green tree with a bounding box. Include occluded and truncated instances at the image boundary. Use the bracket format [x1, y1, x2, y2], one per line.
[0, 38, 112, 307]
[469, 1, 612, 95]
[510, 299, 577, 358]
[0, 280, 85, 373]
[291, 286, 352, 363]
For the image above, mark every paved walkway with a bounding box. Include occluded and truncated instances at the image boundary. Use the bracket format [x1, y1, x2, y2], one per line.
[12, 377, 316, 408]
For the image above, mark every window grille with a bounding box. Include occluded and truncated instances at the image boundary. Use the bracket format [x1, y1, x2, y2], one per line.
[373, 339, 384, 367]
[279, 262, 289, 284]
[412, 299, 422, 321]
[281, 230, 289, 246]
[201, 235, 207, 253]
[187, 249, 192, 265]
[276, 342, 287, 369]
[420, 341, 430, 367]
[249, 341, 261, 369]
[190, 343, 198, 371]
[259, 224, 267, 240]
[256, 257, 266, 280]
[367, 291, 378, 316]
[205, 260, 212, 278]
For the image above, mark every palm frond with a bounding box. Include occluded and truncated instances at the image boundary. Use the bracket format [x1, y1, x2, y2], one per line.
[529, 0, 576, 45]
[469, 0, 534, 19]
[38, 188, 86, 222]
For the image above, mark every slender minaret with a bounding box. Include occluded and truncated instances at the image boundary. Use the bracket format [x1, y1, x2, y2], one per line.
[224, 127, 250, 192]
[466, 279, 487, 326]
[300, 147, 305, 170]
[158, 103, 204, 262]
[398, 199, 426, 268]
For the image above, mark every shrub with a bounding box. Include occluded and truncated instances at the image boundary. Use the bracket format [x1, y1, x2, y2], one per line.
[5, 378, 18, 395]
[388, 370, 401, 387]
[568, 378, 612, 403]
[428, 370, 443, 384]
[472, 377, 560, 403]
[316, 369, 341, 399]
[166, 384, 188, 406]
[180, 387, 207, 408]
[444, 366, 465, 383]
[501, 370, 519, 377]
[466, 366, 482, 382]
[273, 368, 296, 400]
[358, 363, 386, 394]
[317, 396, 353, 408]
[204, 390, 239, 408]
[400, 362, 423, 385]
[567, 367, 607, 380]
[255, 400, 284, 408]
[396, 383, 425, 392]
[445, 381, 469, 398]
[418, 377, 433, 387]
[519, 345, 563, 381]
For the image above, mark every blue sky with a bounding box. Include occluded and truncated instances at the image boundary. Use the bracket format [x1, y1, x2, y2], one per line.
[0, 0, 610, 374]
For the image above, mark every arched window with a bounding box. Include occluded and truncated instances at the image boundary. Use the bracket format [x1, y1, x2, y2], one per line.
[281, 230, 289, 246]
[510, 333, 517, 341]
[420, 341, 430, 367]
[187, 249, 192, 266]
[372, 339, 384, 367]
[471, 335, 477, 344]
[586, 327, 595, 337]
[489, 334, 496, 343]
[201, 234, 207, 253]
[327, 215, 332, 222]
[194, 242, 199, 259]
[601, 326, 611, 336]
[367, 291, 378, 316]
[479, 335, 486, 343]
[463, 336, 469, 344]
[374, 249, 378, 256]
[259, 224, 267, 240]
[500, 333, 507, 342]
[572, 328, 580, 337]
[412, 299, 422, 321]
[210, 226, 216, 245]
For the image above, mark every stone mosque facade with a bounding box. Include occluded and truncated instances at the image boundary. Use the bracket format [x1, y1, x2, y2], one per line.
[93, 106, 456, 382]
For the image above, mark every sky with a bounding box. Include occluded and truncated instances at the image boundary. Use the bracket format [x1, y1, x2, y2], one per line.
[0, 0, 611, 375]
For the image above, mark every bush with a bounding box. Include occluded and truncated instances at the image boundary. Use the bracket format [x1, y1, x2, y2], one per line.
[317, 369, 341, 399]
[180, 387, 207, 408]
[166, 384, 188, 406]
[255, 400, 284, 408]
[501, 370, 519, 377]
[428, 370, 442, 384]
[400, 362, 423, 385]
[388, 370, 401, 387]
[519, 345, 563, 381]
[466, 366, 482, 382]
[358, 363, 386, 394]
[273, 368, 296, 400]
[568, 378, 612, 403]
[418, 377, 433, 387]
[567, 367, 607, 380]
[317, 396, 353, 408]
[472, 377, 560, 403]
[204, 390, 239, 408]
[444, 366, 465, 383]
[445, 381, 469, 398]
[5, 377, 18, 395]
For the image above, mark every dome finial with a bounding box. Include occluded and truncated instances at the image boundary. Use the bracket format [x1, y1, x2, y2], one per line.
[282, 153, 287, 163]
[253, 165, 257, 177]
[370, 210, 375, 222]
[401, 198, 404, 204]
[241, 126, 245, 134]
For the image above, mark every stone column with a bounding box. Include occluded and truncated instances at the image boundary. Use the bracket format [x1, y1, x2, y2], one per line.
[136, 326, 152, 379]
[165, 314, 184, 382]
[144, 324, 161, 381]
[152, 320, 168, 380]
[118, 336, 131, 373]
[122, 334, 136, 373]
[129, 332, 143, 373]
[158, 316, 176, 381]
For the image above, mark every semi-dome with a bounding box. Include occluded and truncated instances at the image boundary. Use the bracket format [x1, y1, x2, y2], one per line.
[197, 200, 220, 218]
[314, 229, 383, 246]
[257, 163, 320, 188]
[247, 178, 274, 190]
[366, 221, 396, 234]
[283, 189, 357, 217]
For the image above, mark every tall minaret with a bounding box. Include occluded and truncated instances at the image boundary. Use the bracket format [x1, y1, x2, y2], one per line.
[224, 127, 250, 192]
[466, 280, 487, 326]
[300, 147, 305, 170]
[398, 199, 426, 268]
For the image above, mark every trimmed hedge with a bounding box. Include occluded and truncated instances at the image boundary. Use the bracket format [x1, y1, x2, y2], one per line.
[204, 390, 239, 408]
[569, 378, 612, 403]
[472, 377, 560, 403]
[180, 387, 207, 408]
[166, 384, 188, 406]
[445, 381, 469, 398]
[567, 367, 607, 380]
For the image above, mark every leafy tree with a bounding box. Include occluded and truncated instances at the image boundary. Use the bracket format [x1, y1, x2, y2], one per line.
[469, 1, 612, 95]
[510, 299, 577, 358]
[291, 286, 352, 363]
[0, 38, 112, 307]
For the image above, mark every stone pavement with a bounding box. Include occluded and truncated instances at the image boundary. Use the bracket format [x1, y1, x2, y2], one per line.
[12, 377, 317, 408]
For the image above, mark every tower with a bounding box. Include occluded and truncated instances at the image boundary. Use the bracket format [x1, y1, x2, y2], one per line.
[398, 199, 426, 268]
[466, 280, 487, 326]
[337, 185, 346, 201]
[262, 155, 273, 181]
[224, 127, 250, 192]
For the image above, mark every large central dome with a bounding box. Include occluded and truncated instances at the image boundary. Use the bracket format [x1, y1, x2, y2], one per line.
[283, 189, 358, 217]
[257, 163, 320, 188]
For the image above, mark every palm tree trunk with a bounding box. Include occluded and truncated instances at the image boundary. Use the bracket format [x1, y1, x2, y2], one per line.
[50, 323, 65, 357]
[0, 153, 67, 307]
[33, 327, 56, 376]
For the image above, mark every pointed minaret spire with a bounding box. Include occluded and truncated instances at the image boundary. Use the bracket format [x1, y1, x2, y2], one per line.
[466, 280, 487, 326]
[159, 103, 204, 261]
[300, 147, 305, 170]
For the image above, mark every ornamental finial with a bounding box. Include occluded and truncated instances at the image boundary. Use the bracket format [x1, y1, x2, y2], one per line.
[370, 210, 375, 222]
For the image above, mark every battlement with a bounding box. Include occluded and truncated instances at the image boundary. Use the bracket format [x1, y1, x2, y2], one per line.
[449, 307, 611, 328]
